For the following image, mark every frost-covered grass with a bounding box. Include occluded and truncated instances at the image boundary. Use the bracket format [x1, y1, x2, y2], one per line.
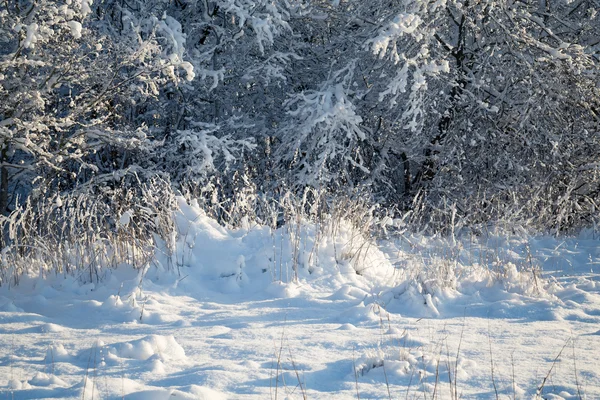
[0, 197, 599, 399]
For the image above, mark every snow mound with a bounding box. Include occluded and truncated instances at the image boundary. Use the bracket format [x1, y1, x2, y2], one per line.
[28, 372, 68, 387]
[162, 197, 399, 297]
[100, 294, 166, 324]
[0, 297, 23, 312]
[355, 344, 474, 385]
[45, 342, 70, 362]
[40, 323, 65, 333]
[111, 335, 186, 362]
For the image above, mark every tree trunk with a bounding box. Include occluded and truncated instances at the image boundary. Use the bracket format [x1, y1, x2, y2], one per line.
[414, 4, 470, 188]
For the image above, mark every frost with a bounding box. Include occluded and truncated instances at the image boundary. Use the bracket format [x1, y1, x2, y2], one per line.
[281, 64, 368, 185]
[199, 68, 225, 91]
[81, 0, 93, 17]
[251, 16, 275, 54]
[155, 15, 196, 81]
[220, 0, 291, 54]
[379, 62, 409, 102]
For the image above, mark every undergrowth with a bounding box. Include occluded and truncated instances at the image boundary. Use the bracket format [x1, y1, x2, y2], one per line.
[0, 175, 177, 287]
[0, 173, 596, 290]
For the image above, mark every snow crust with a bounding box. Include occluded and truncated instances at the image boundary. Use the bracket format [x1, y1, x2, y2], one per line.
[0, 198, 599, 399]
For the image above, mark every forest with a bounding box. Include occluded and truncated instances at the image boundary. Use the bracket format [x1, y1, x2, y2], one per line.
[2, 0, 599, 238]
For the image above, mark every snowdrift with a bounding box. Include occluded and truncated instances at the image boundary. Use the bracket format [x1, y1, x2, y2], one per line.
[0, 197, 598, 399]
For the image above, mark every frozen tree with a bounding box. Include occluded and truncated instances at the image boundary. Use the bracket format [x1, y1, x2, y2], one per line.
[269, 0, 451, 200]
[105, 0, 302, 194]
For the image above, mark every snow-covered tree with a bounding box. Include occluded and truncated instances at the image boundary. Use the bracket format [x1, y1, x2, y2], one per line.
[0, 0, 198, 214]
[396, 0, 600, 228]
[2, 0, 598, 232]
[276, 62, 368, 189]
[278, 0, 600, 228]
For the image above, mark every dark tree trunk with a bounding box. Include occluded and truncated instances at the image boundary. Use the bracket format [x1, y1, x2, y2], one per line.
[414, 3, 470, 188]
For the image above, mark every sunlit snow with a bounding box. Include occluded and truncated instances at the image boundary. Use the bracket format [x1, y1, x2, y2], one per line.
[0, 199, 598, 399]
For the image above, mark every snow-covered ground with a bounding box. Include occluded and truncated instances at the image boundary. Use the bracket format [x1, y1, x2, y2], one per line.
[1, 199, 599, 399]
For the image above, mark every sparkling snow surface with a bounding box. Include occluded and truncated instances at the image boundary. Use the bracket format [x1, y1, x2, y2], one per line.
[1, 200, 599, 399]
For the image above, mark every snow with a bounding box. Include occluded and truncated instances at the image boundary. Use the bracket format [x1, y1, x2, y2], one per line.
[372, 13, 423, 59]
[67, 21, 82, 39]
[23, 23, 39, 49]
[119, 209, 134, 228]
[0, 198, 599, 399]
[158, 16, 186, 61]
[80, 0, 93, 17]
[179, 61, 195, 81]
